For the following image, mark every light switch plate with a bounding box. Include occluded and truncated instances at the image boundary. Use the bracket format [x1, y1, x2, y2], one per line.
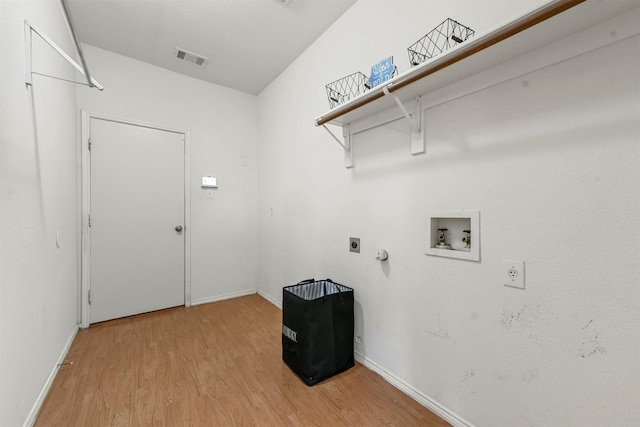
[202, 176, 217, 188]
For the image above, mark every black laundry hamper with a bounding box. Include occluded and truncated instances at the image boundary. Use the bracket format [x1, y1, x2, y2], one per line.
[282, 279, 355, 386]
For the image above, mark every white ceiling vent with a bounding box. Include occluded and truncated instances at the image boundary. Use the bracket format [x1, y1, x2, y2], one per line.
[273, 0, 292, 6]
[174, 47, 208, 67]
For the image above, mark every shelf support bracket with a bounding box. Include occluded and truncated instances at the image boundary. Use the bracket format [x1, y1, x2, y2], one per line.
[383, 86, 412, 126]
[411, 96, 425, 155]
[322, 124, 345, 150]
[321, 124, 353, 168]
[343, 125, 353, 168]
[382, 87, 425, 155]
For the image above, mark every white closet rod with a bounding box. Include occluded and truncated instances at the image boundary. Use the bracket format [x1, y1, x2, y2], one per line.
[60, 0, 94, 89]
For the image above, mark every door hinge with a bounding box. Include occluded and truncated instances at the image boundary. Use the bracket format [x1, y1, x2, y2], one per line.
[88, 137, 92, 151]
[88, 214, 92, 228]
[88, 290, 92, 305]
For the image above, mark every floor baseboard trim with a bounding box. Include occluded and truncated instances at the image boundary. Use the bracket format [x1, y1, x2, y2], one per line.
[354, 351, 473, 427]
[257, 289, 281, 309]
[24, 324, 79, 427]
[191, 289, 257, 306]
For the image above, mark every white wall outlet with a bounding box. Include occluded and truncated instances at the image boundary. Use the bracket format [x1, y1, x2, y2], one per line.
[503, 259, 525, 289]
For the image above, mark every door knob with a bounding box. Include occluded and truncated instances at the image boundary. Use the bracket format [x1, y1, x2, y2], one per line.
[175, 225, 183, 232]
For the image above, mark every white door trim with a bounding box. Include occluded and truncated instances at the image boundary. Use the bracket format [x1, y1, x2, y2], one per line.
[80, 110, 191, 328]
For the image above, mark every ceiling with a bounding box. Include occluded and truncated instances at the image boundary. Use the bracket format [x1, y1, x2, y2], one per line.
[66, 0, 357, 95]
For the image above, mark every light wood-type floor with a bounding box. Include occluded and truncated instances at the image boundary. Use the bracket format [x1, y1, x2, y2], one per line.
[35, 294, 450, 426]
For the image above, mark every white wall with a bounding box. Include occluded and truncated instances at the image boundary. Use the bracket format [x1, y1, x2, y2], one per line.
[2, 1, 638, 425]
[257, 1, 640, 426]
[1, 1, 80, 425]
[2, 15, 259, 424]
[76, 45, 259, 304]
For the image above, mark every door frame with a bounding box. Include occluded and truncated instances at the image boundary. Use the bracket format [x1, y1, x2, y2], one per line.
[80, 110, 191, 328]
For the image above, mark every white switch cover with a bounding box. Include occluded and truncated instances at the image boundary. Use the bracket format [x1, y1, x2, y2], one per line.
[202, 176, 217, 188]
[503, 259, 525, 289]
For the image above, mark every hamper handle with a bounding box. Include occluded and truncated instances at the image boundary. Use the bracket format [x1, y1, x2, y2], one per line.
[323, 281, 327, 303]
[297, 278, 315, 285]
[325, 278, 343, 294]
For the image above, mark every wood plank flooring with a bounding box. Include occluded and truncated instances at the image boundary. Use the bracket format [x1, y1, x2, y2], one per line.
[35, 294, 450, 426]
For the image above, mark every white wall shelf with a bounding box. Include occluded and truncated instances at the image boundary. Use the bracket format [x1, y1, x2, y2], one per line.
[314, 0, 638, 167]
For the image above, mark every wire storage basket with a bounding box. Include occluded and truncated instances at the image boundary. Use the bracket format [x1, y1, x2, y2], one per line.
[407, 18, 475, 67]
[325, 72, 370, 109]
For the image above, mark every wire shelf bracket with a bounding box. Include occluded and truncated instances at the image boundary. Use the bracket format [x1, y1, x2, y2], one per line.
[24, 15, 103, 90]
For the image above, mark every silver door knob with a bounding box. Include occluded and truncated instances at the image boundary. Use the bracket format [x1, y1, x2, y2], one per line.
[175, 225, 183, 232]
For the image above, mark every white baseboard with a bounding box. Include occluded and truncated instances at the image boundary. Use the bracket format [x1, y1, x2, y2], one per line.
[354, 350, 473, 427]
[191, 289, 258, 306]
[257, 289, 281, 309]
[24, 324, 79, 427]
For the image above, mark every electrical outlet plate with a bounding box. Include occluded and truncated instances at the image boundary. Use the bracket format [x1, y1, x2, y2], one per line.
[503, 259, 525, 289]
[349, 237, 360, 253]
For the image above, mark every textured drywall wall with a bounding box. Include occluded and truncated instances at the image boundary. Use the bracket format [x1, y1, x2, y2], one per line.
[257, 1, 640, 426]
[76, 46, 259, 304]
[1, 0, 80, 425]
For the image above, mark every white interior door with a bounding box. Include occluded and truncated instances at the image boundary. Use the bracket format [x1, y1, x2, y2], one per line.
[89, 118, 185, 323]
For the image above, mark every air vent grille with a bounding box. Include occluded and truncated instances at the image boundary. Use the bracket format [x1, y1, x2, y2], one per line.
[273, 0, 291, 5]
[174, 48, 208, 67]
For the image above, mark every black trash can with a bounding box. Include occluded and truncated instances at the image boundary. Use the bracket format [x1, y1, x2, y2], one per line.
[282, 279, 355, 386]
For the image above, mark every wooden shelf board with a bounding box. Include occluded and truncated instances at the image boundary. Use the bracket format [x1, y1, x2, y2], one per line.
[314, 0, 637, 127]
